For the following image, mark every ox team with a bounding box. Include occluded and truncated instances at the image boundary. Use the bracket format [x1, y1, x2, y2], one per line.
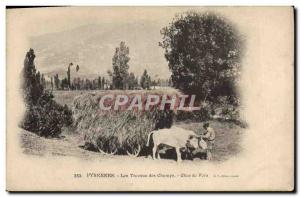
[146, 122, 215, 162]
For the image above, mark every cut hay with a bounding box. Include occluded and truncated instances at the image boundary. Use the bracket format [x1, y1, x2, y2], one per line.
[72, 90, 181, 156]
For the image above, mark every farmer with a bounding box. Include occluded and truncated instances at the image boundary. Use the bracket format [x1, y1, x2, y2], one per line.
[202, 122, 215, 160]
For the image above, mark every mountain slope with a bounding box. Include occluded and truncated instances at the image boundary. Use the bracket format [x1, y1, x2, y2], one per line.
[30, 22, 171, 79]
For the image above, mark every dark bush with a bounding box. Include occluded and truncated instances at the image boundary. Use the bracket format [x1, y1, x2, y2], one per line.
[154, 110, 174, 130]
[21, 91, 73, 137]
[176, 107, 210, 122]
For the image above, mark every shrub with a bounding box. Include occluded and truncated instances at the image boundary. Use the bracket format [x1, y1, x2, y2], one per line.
[21, 91, 73, 137]
[175, 107, 210, 122]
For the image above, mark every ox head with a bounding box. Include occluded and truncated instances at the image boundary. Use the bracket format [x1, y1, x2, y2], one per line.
[187, 135, 207, 150]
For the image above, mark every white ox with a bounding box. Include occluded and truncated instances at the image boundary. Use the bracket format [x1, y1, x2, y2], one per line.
[146, 126, 207, 162]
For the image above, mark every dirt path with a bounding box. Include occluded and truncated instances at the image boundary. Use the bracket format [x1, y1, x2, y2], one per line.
[21, 129, 99, 159]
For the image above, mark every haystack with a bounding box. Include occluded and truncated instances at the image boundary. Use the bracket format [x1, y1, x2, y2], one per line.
[72, 90, 181, 156]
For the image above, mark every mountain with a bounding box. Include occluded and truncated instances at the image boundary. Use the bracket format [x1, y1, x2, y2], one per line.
[30, 22, 171, 80]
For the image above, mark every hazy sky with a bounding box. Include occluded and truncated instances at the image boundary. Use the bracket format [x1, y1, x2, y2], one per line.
[23, 7, 196, 79]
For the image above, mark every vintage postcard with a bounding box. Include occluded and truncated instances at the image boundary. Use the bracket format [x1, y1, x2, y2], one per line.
[6, 6, 294, 191]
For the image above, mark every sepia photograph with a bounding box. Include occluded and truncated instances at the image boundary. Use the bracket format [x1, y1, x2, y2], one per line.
[6, 6, 294, 191]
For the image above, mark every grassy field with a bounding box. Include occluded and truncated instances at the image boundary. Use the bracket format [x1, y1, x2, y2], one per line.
[52, 90, 96, 107]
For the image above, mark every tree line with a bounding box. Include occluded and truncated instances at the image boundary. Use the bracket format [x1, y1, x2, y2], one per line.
[44, 61, 171, 91]
[52, 75, 109, 90]
[45, 72, 171, 91]
[40, 41, 171, 91]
